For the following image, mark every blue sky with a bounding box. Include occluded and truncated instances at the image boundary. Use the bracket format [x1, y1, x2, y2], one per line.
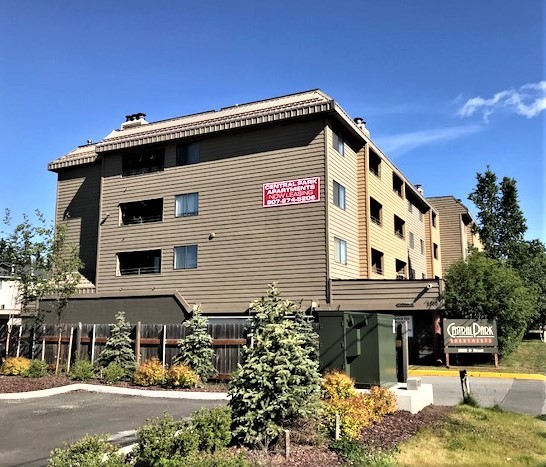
[1, 0, 544, 241]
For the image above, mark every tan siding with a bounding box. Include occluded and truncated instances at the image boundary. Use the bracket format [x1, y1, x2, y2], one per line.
[96, 120, 328, 312]
[406, 203, 427, 278]
[428, 197, 469, 275]
[356, 146, 368, 277]
[327, 125, 360, 279]
[366, 144, 407, 279]
[56, 163, 101, 282]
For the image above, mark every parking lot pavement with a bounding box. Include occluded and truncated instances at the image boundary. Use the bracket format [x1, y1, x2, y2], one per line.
[0, 392, 226, 467]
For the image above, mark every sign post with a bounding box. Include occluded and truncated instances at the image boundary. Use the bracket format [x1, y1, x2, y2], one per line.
[442, 319, 498, 367]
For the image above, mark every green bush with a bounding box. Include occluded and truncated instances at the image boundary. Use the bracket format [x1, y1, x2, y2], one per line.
[27, 359, 48, 378]
[95, 311, 136, 374]
[132, 357, 166, 387]
[160, 450, 252, 467]
[69, 359, 95, 381]
[0, 356, 32, 376]
[101, 362, 127, 384]
[191, 406, 232, 453]
[134, 412, 198, 465]
[48, 434, 125, 467]
[228, 284, 322, 448]
[329, 438, 396, 467]
[173, 306, 217, 382]
[165, 363, 200, 388]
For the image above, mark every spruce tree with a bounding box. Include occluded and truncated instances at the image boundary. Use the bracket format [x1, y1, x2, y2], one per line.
[173, 306, 217, 382]
[96, 311, 136, 374]
[228, 284, 321, 448]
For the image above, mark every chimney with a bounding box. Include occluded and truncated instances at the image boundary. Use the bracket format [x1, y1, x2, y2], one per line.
[353, 117, 370, 137]
[121, 112, 148, 130]
[415, 184, 424, 195]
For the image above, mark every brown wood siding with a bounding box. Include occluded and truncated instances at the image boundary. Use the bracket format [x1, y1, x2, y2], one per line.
[331, 279, 443, 311]
[327, 125, 360, 279]
[366, 144, 407, 279]
[427, 197, 467, 275]
[56, 163, 101, 282]
[96, 120, 328, 312]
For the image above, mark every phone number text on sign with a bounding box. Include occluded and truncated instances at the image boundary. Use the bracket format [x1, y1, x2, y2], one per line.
[262, 177, 321, 207]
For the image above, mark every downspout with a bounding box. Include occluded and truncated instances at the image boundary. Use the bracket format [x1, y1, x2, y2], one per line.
[324, 119, 332, 304]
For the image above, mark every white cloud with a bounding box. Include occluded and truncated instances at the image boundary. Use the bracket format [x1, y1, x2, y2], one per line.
[458, 81, 546, 121]
[378, 125, 482, 157]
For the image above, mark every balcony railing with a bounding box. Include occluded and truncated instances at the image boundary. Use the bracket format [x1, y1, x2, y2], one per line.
[119, 266, 160, 276]
[122, 215, 162, 225]
[371, 215, 381, 226]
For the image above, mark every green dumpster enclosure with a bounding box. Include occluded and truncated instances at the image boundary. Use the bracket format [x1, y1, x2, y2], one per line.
[318, 312, 397, 388]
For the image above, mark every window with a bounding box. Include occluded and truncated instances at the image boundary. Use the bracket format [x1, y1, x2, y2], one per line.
[408, 199, 413, 213]
[176, 143, 200, 166]
[409, 232, 415, 249]
[370, 197, 382, 226]
[371, 248, 384, 275]
[394, 215, 405, 239]
[420, 239, 425, 255]
[117, 250, 161, 275]
[419, 211, 423, 222]
[175, 193, 199, 217]
[174, 245, 198, 269]
[122, 148, 164, 177]
[334, 237, 347, 265]
[333, 181, 346, 210]
[395, 259, 406, 279]
[120, 198, 163, 225]
[409, 268, 416, 279]
[432, 211, 437, 228]
[369, 150, 381, 177]
[332, 131, 344, 156]
[392, 174, 403, 197]
[433, 243, 439, 259]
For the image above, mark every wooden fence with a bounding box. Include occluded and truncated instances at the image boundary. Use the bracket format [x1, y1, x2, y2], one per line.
[0, 321, 247, 379]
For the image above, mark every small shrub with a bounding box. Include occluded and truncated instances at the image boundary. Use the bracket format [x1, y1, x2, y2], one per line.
[462, 393, 481, 407]
[329, 437, 367, 465]
[48, 433, 125, 467]
[69, 359, 95, 381]
[132, 357, 166, 387]
[322, 370, 356, 400]
[191, 406, 232, 453]
[323, 394, 375, 439]
[134, 412, 198, 465]
[27, 359, 48, 378]
[166, 363, 200, 388]
[369, 386, 397, 418]
[101, 362, 127, 384]
[0, 357, 32, 376]
[95, 311, 136, 374]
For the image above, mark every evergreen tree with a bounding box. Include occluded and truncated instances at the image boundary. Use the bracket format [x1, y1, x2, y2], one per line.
[497, 177, 527, 259]
[228, 284, 321, 448]
[173, 306, 217, 382]
[96, 311, 136, 374]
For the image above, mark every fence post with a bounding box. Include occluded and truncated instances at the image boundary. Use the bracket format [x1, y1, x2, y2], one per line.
[162, 325, 166, 368]
[91, 324, 96, 363]
[135, 321, 141, 365]
[66, 327, 74, 373]
[41, 324, 46, 361]
[16, 325, 23, 357]
[75, 322, 82, 360]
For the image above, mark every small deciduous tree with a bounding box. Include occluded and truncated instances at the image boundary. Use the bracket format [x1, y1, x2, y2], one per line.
[228, 284, 322, 449]
[95, 311, 136, 376]
[173, 306, 217, 382]
[444, 252, 537, 356]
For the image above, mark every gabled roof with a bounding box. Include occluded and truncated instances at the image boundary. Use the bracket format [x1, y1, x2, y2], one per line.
[49, 89, 359, 171]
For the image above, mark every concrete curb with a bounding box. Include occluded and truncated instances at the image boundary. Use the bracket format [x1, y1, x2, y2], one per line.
[409, 369, 546, 381]
[0, 383, 230, 401]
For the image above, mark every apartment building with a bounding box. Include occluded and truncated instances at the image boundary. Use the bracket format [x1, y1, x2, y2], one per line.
[427, 196, 483, 276]
[47, 90, 445, 359]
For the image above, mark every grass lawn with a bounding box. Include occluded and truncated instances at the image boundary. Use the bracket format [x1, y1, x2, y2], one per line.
[410, 339, 546, 376]
[394, 405, 546, 466]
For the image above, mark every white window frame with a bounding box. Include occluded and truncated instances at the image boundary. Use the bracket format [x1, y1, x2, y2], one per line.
[332, 131, 344, 156]
[175, 192, 199, 217]
[334, 237, 347, 265]
[174, 245, 198, 269]
[333, 180, 346, 210]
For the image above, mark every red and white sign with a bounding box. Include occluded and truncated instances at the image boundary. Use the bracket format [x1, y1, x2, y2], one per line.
[263, 177, 320, 207]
